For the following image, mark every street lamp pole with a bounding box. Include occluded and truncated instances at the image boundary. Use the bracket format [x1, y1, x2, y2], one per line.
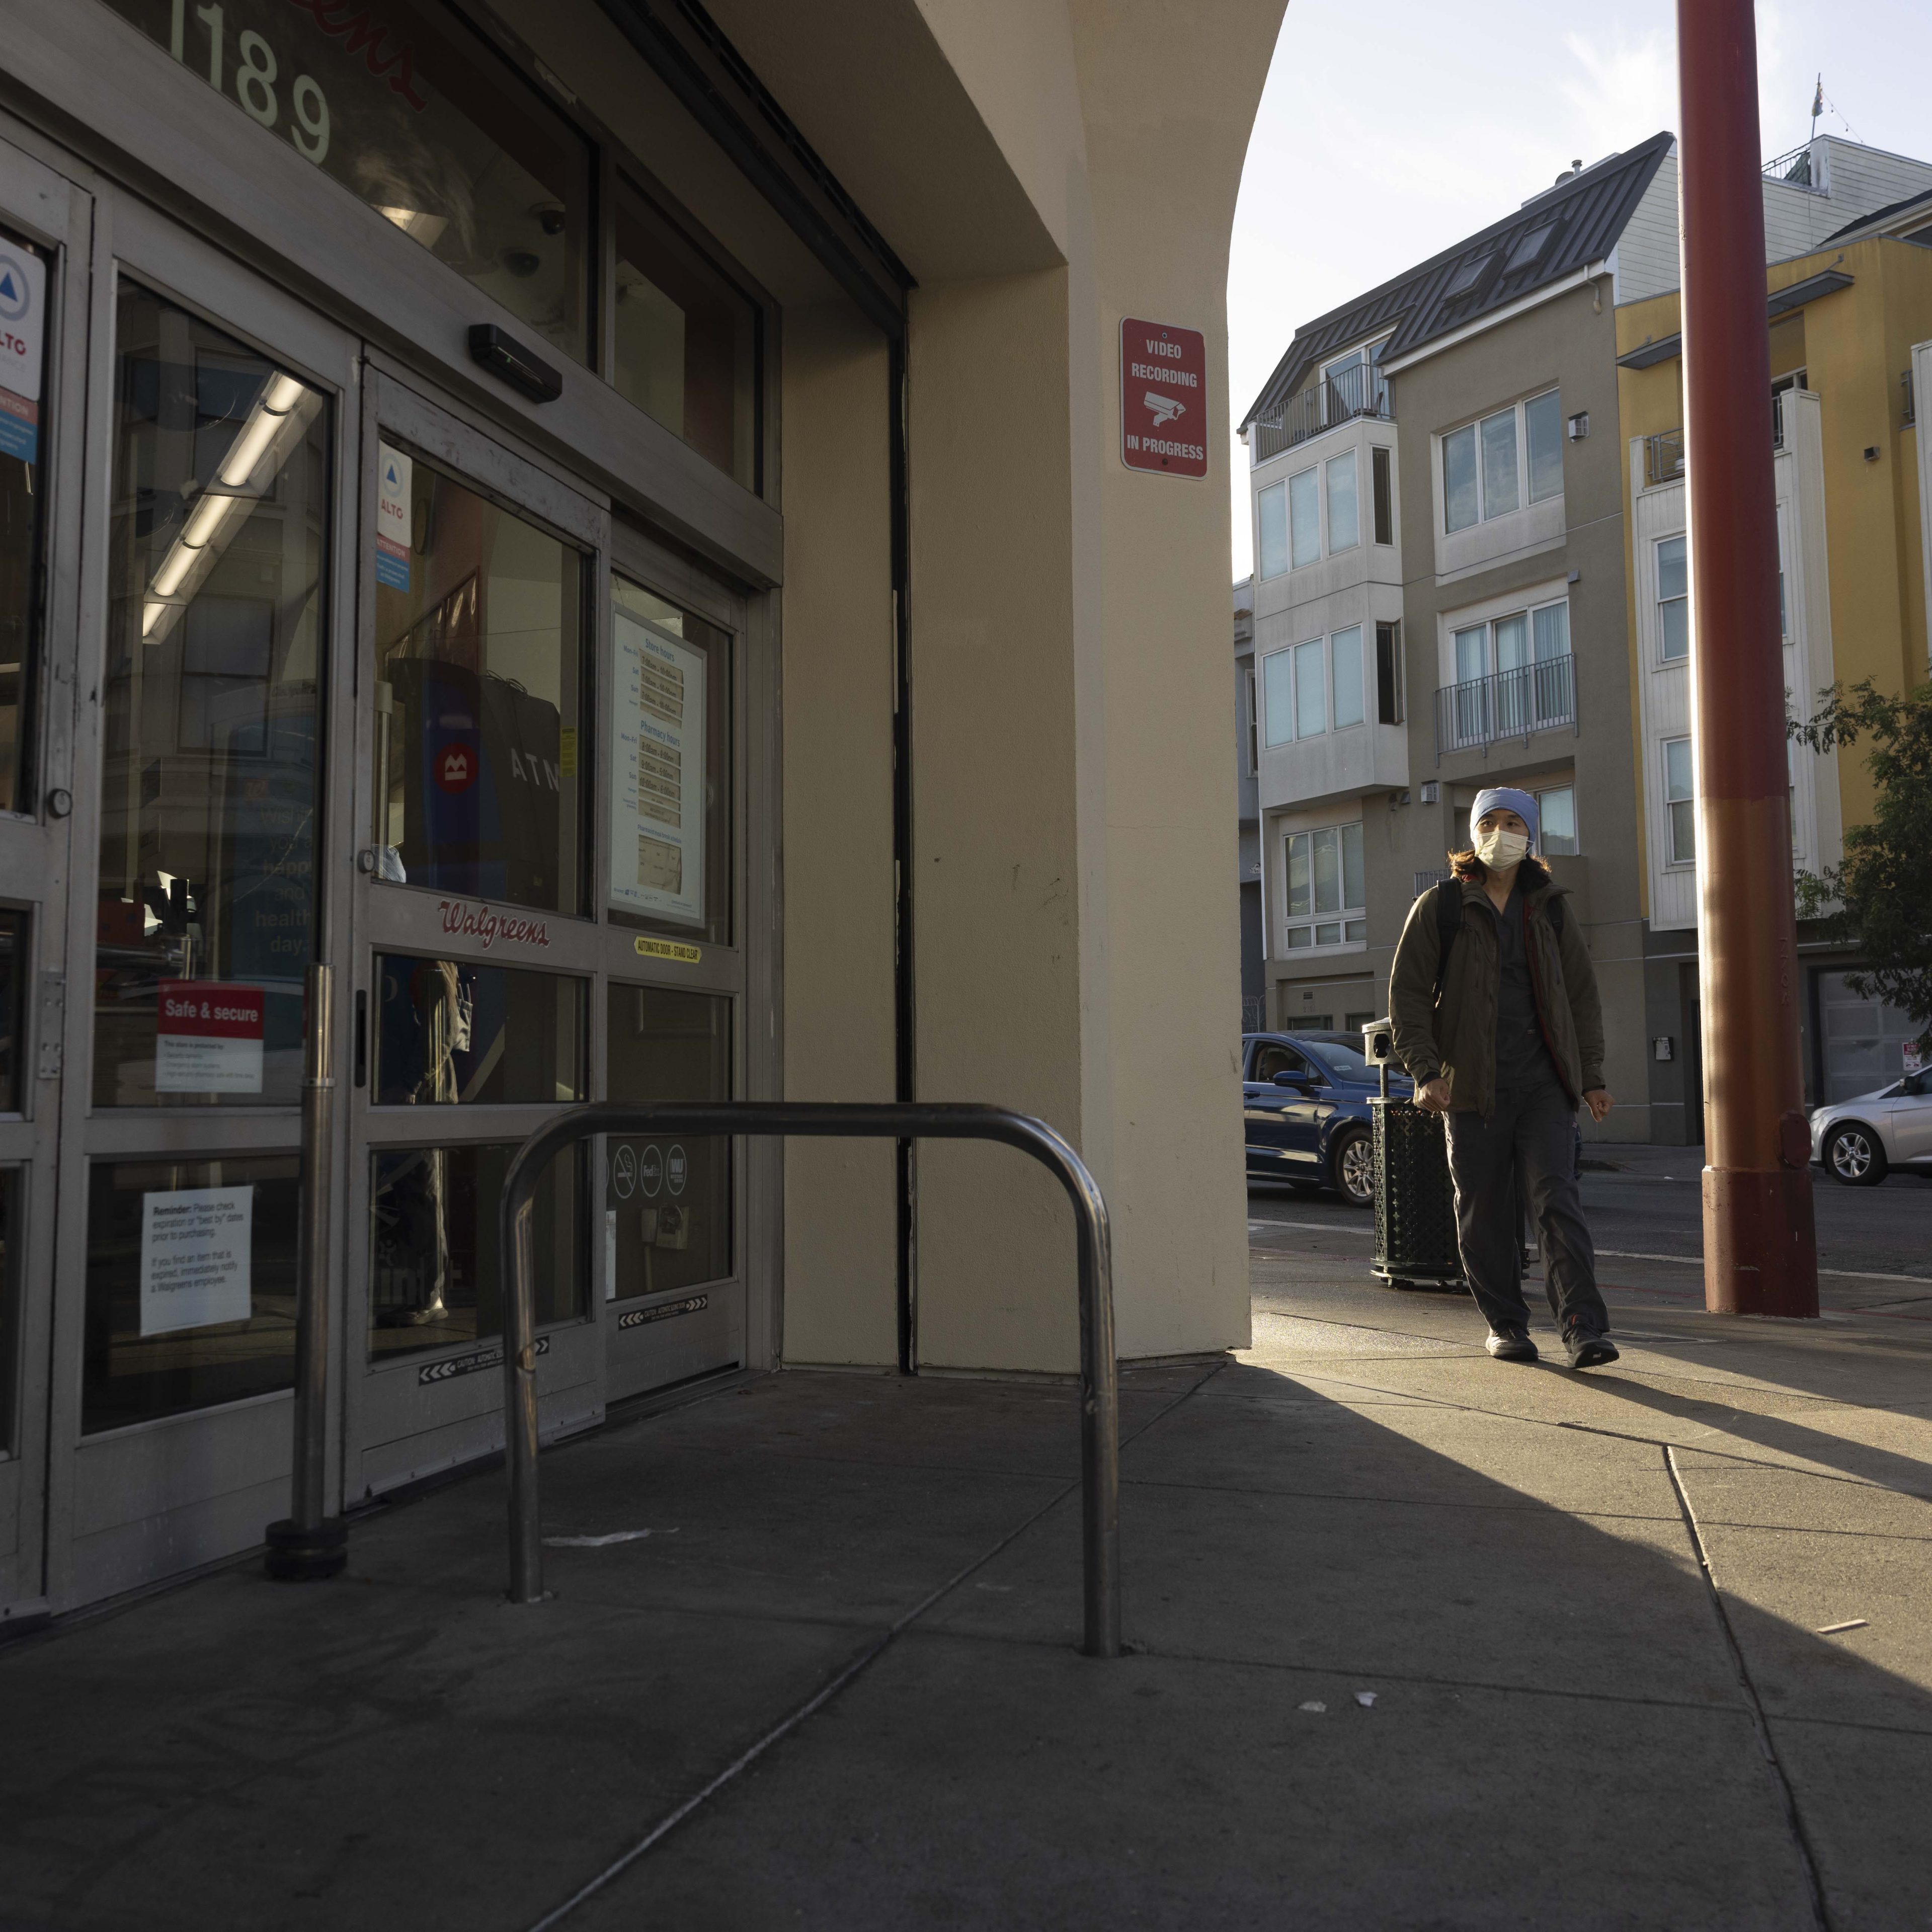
[1676, 0, 1820, 1316]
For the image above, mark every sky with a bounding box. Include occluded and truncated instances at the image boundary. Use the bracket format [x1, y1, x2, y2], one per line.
[1226, 0, 1932, 579]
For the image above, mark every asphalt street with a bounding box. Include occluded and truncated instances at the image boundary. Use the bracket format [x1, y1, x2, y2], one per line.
[1250, 1140, 1932, 1284]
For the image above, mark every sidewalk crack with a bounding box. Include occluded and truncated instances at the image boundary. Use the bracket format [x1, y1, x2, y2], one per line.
[1665, 1444, 1833, 1932]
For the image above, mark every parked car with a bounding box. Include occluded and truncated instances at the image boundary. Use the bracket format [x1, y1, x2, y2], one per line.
[1242, 1030, 1411, 1208]
[1811, 1069, 1932, 1185]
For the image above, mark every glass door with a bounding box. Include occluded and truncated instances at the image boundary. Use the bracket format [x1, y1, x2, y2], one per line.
[599, 527, 750, 1407]
[346, 370, 608, 1496]
[44, 188, 357, 1611]
[0, 125, 88, 1623]
[343, 373, 760, 1499]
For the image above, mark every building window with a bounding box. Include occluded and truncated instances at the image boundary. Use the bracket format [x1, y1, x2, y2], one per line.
[1480, 409, 1519, 516]
[1261, 645, 1295, 747]
[1246, 668, 1259, 774]
[1442, 388, 1563, 532]
[1290, 467, 1321, 569]
[1538, 785, 1578, 855]
[1283, 823, 1365, 950]
[613, 175, 761, 489]
[1371, 446, 1393, 545]
[1331, 626, 1365, 728]
[1258, 481, 1287, 579]
[1444, 596, 1572, 746]
[1526, 389, 1564, 501]
[1657, 534, 1689, 662]
[1294, 637, 1327, 738]
[1326, 451, 1359, 552]
[1376, 621, 1403, 723]
[1664, 737, 1696, 864]
[102, 0, 595, 367]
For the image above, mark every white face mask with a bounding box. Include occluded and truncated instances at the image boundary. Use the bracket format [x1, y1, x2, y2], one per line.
[1474, 826, 1531, 869]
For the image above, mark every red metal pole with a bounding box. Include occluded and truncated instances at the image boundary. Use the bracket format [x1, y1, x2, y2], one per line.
[1676, 0, 1819, 1317]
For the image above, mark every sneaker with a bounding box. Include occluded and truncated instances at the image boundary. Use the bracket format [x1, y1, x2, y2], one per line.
[1485, 1326, 1538, 1362]
[1564, 1325, 1620, 1370]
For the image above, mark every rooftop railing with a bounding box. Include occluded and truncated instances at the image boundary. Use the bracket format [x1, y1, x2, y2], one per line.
[1253, 360, 1391, 462]
[1643, 390, 1789, 488]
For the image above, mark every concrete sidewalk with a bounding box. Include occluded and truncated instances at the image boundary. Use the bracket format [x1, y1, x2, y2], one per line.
[4, 1247, 1930, 1929]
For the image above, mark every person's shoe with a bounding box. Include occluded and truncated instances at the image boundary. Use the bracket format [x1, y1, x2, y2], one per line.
[1485, 1325, 1538, 1362]
[1564, 1324, 1620, 1370]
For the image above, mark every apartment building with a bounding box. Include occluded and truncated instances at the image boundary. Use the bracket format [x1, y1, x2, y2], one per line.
[1239, 131, 1932, 1140]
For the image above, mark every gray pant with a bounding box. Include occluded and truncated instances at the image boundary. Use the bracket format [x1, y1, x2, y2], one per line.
[1445, 1079, 1608, 1337]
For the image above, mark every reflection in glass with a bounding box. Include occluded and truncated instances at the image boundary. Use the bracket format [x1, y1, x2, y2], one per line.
[99, 0, 592, 365]
[0, 1172, 15, 1455]
[0, 913, 23, 1113]
[96, 286, 327, 1108]
[614, 178, 759, 488]
[0, 229, 48, 814]
[375, 954, 585, 1105]
[372, 453, 584, 913]
[369, 1142, 582, 1357]
[606, 984, 730, 1301]
[606, 578, 730, 943]
[82, 1155, 298, 1433]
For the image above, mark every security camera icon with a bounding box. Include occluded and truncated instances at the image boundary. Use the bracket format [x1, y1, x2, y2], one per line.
[1144, 390, 1185, 429]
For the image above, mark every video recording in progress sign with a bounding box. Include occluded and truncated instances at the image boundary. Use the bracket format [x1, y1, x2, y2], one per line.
[1119, 318, 1208, 478]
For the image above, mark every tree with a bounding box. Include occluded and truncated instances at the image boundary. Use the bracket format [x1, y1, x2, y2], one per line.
[1789, 679, 1932, 1049]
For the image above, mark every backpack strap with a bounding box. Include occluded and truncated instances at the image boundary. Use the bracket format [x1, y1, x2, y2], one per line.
[1549, 891, 1566, 935]
[1431, 878, 1462, 1004]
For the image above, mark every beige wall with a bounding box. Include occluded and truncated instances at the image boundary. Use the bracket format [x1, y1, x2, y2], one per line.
[739, 0, 1286, 1371]
[778, 302, 900, 1365]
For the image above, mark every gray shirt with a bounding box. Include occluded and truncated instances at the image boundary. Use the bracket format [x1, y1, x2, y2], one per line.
[1491, 882, 1560, 1091]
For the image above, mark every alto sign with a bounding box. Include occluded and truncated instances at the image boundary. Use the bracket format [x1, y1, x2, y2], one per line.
[1119, 317, 1207, 478]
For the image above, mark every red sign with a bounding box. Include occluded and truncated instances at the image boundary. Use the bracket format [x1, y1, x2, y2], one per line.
[1120, 317, 1208, 478]
[434, 742, 477, 793]
[155, 981, 266, 1095]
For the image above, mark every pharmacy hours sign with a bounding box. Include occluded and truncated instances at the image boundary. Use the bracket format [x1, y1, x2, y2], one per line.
[1120, 318, 1208, 478]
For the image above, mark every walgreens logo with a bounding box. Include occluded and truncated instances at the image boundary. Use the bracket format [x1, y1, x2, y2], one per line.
[437, 900, 550, 950]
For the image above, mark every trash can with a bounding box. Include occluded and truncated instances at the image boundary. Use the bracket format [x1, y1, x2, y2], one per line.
[1358, 1017, 1464, 1293]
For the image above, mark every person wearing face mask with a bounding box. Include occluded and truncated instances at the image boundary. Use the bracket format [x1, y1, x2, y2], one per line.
[1388, 786, 1619, 1370]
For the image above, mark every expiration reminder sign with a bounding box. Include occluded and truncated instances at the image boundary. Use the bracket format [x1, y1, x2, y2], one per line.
[156, 981, 265, 1094]
[140, 1185, 254, 1336]
[1119, 317, 1208, 479]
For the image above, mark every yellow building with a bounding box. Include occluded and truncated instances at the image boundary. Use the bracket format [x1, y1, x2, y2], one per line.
[1617, 207, 1932, 1108]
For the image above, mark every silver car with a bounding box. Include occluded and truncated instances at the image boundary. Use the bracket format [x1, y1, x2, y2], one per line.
[1811, 1070, 1932, 1184]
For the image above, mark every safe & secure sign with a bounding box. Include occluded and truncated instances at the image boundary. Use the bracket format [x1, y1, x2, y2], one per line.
[1119, 317, 1208, 478]
[156, 981, 266, 1093]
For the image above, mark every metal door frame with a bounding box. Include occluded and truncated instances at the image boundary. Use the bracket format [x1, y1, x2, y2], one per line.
[43, 181, 362, 1614]
[0, 116, 91, 1625]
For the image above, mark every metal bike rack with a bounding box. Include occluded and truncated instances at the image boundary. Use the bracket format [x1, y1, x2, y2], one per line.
[500, 1101, 1122, 1658]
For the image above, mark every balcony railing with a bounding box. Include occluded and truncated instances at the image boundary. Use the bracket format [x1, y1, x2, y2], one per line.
[1413, 867, 1452, 899]
[1434, 655, 1577, 762]
[1253, 360, 1391, 462]
[1645, 391, 1789, 487]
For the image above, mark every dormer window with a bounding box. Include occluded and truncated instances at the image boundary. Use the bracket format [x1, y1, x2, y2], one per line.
[1443, 252, 1495, 298]
[1504, 220, 1560, 273]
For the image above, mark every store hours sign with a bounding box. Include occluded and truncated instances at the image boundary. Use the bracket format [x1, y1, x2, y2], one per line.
[1119, 318, 1208, 479]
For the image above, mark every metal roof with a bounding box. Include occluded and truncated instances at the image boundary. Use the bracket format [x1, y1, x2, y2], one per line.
[1822, 188, 1932, 245]
[1241, 133, 1675, 430]
[1614, 268, 1857, 371]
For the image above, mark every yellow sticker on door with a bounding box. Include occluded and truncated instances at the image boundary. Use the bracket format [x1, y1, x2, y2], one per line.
[634, 936, 702, 964]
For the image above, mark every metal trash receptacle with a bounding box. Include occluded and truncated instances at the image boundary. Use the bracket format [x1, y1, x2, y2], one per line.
[1370, 1097, 1464, 1289]
[1358, 1010, 1464, 1294]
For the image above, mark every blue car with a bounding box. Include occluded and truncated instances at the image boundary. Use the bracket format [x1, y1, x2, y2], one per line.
[1242, 1030, 1411, 1209]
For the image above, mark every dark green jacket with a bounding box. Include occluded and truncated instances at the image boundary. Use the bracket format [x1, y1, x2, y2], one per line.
[1388, 868, 1605, 1117]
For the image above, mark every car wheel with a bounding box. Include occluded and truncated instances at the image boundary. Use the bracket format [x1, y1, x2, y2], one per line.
[1331, 1127, 1375, 1209]
[1825, 1121, 1888, 1186]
